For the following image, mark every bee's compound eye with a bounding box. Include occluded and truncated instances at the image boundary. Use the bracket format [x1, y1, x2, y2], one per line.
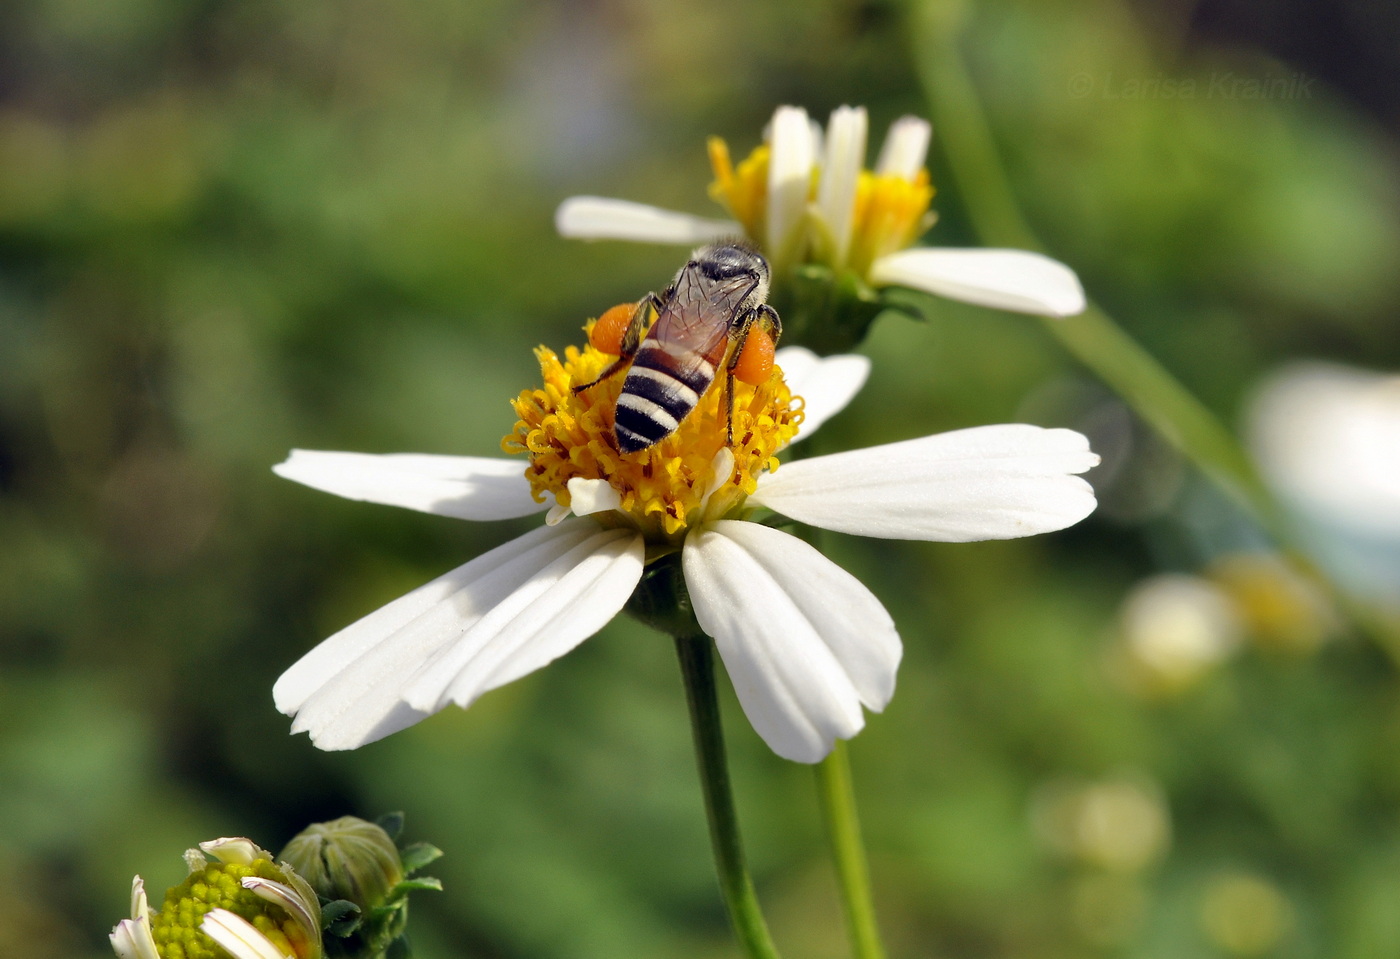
[590, 302, 636, 355]
[733, 327, 775, 385]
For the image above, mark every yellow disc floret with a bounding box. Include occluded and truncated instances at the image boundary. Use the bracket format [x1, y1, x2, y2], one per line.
[706, 136, 935, 279]
[708, 136, 769, 243]
[846, 168, 936, 278]
[149, 858, 309, 959]
[503, 320, 803, 543]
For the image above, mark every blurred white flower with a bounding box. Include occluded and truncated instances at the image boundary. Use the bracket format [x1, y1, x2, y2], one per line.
[1200, 872, 1294, 956]
[273, 345, 1099, 763]
[556, 104, 1085, 317]
[1031, 776, 1171, 873]
[1248, 362, 1400, 604]
[1117, 573, 1242, 693]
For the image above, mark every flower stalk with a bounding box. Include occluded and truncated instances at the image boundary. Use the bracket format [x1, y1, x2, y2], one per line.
[676, 633, 784, 959]
[910, 3, 1400, 664]
[816, 741, 887, 959]
[911, 6, 1278, 531]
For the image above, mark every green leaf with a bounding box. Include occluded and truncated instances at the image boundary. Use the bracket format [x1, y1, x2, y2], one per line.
[393, 876, 443, 893]
[398, 842, 442, 874]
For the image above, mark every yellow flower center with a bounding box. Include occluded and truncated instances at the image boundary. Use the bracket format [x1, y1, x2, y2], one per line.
[706, 137, 936, 278]
[502, 320, 803, 544]
[847, 169, 936, 277]
[707, 137, 769, 242]
[150, 859, 310, 959]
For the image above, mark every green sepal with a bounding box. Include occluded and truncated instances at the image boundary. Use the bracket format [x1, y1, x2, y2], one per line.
[771, 264, 888, 355]
[397, 843, 442, 875]
[624, 552, 702, 639]
[321, 899, 363, 937]
[876, 285, 936, 324]
[364, 903, 405, 924]
[389, 877, 442, 895]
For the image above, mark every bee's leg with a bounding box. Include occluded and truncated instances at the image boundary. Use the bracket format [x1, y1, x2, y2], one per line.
[571, 291, 665, 393]
[755, 304, 781, 344]
[722, 303, 783, 446]
[723, 310, 754, 447]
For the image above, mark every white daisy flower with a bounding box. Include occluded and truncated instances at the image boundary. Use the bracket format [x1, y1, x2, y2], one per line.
[273, 330, 1098, 763]
[111, 838, 321, 959]
[556, 104, 1085, 318]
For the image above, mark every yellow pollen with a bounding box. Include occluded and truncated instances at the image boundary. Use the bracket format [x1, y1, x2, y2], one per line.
[502, 319, 803, 542]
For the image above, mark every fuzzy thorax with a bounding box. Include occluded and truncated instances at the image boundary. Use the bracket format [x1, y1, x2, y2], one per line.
[503, 323, 803, 543]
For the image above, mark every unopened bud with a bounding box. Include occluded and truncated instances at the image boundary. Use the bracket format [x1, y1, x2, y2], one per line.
[281, 816, 404, 913]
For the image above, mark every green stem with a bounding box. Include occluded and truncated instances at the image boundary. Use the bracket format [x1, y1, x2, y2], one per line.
[909, 4, 1400, 663]
[912, 12, 1276, 527]
[816, 742, 887, 959]
[1044, 303, 1286, 540]
[675, 634, 783, 959]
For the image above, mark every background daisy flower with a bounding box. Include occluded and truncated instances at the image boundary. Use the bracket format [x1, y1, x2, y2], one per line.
[556, 104, 1085, 322]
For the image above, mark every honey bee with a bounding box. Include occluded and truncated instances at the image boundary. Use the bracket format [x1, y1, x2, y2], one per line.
[574, 243, 783, 453]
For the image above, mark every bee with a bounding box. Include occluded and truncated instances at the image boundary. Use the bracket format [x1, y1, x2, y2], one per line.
[574, 243, 783, 454]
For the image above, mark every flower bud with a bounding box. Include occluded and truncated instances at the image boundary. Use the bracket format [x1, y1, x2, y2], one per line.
[280, 816, 404, 913]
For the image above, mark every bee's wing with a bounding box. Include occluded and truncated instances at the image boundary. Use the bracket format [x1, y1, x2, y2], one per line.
[653, 268, 756, 369]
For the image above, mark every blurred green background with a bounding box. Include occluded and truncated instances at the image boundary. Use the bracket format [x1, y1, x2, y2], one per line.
[3, 0, 1400, 957]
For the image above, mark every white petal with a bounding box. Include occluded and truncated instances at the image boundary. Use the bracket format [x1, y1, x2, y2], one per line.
[775, 347, 870, 443]
[700, 447, 737, 509]
[750, 424, 1099, 541]
[684, 521, 901, 763]
[402, 523, 645, 713]
[815, 105, 867, 266]
[274, 450, 546, 521]
[200, 910, 287, 959]
[110, 916, 159, 959]
[874, 116, 932, 180]
[766, 106, 816, 260]
[130, 875, 151, 924]
[200, 837, 261, 865]
[555, 196, 740, 244]
[870, 248, 1086, 318]
[242, 877, 319, 944]
[274, 520, 642, 750]
[566, 476, 621, 516]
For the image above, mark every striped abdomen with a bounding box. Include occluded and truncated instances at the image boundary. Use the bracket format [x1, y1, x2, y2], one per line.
[613, 338, 722, 453]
